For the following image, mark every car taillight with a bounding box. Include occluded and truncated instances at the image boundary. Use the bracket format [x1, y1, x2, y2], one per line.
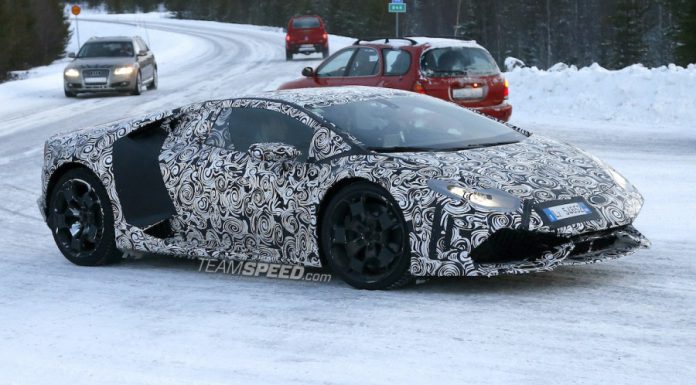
[285, 35, 291, 42]
[413, 81, 426, 94]
[504, 79, 509, 99]
[322, 33, 328, 40]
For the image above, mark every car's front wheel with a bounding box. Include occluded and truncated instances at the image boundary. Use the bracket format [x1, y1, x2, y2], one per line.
[64, 90, 76, 98]
[320, 182, 412, 290]
[48, 168, 121, 266]
[131, 71, 142, 95]
[147, 68, 158, 90]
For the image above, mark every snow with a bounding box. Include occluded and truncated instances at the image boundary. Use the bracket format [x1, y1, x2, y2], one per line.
[0, 12, 695, 385]
[504, 56, 525, 71]
[506, 62, 696, 131]
[410, 36, 482, 49]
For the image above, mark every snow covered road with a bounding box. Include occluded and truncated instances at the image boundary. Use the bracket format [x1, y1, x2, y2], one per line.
[0, 14, 694, 385]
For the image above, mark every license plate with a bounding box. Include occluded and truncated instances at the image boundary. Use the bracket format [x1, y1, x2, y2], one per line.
[542, 202, 593, 222]
[84, 77, 107, 84]
[300, 44, 314, 49]
[452, 87, 484, 99]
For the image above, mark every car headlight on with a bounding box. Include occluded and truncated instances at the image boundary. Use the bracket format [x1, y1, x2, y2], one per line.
[64, 68, 79, 77]
[113, 66, 134, 76]
[427, 179, 521, 212]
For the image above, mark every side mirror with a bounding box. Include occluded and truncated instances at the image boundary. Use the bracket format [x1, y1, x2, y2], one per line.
[67, 52, 76, 59]
[302, 67, 315, 77]
[137, 50, 148, 57]
[249, 143, 301, 163]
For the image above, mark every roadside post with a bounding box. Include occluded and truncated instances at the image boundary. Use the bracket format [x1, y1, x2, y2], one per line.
[71, 4, 81, 50]
[388, 0, 407, 37]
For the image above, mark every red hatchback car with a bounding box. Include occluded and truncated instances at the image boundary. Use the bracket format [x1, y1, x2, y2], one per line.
[278, 37, 512, 121]
[285, 15, 329, 60]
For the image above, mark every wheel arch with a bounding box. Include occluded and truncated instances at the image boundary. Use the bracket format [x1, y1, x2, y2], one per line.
[44, 162, 98, 216]
[315, 176, 402, 266]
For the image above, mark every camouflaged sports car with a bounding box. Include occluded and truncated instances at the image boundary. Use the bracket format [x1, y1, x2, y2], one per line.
[39, 86, 649, 289]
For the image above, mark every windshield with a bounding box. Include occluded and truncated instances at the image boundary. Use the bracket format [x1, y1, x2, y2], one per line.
[421, 47, 499, 76]
[310, 95, 526, 151]
[292, 17, 321, 29]
[77, 42, 134, 58]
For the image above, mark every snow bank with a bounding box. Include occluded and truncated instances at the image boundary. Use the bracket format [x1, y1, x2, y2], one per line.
[506, 63, 696, 130]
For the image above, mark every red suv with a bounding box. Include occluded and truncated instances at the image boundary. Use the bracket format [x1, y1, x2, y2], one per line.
[285, 15, 329, 60]
[278, 37, 511, 121]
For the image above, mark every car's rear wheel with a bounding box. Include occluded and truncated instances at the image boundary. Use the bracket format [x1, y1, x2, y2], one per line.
[322, 47, 329, 58]
[320, 182, 412, 290]
[147, 68, 158, 90]
[131, 71, 142, 95]
[48, 168, 121, 266]
[286, 50, 292, 61]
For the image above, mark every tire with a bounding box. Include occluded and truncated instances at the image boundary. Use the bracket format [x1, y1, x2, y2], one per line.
[320, 182, 412, 290]
[322, 47, 329, 59]
[48, 167, 121, 266]
[130, 71, 142, 95]
[286, 50, 292, 61]
[64, 90, 76, 98]
[147, 68, 158, 90]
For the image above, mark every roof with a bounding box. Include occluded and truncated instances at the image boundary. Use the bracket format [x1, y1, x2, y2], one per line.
[352, 36, 485, 50]
[409, 37, 483, 49]
[257, 86, 414, 109]
[86, 36, 140, 42]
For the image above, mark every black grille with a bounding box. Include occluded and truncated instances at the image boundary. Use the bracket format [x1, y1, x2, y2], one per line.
[470, 227, 626, 264]
[82, 69, 109, 78]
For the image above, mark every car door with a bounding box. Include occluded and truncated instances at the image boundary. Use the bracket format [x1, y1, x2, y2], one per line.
[313, 48, 357, 87]
[343, 47, 382, 86]
[378, 48, 415, 90]
[134, 38, 154, 81]
[194, 104, 318, 262]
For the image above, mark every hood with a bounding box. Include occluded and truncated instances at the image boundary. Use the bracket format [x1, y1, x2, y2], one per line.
[66, 57, 136, 69]
[393, 136, 618, 202]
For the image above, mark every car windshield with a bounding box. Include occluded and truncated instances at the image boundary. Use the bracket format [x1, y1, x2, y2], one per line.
[292, 17, 321, 29]
[77, 42, 134, 58]
[421, 47, 499, 76]
[310, 95, 527, 151]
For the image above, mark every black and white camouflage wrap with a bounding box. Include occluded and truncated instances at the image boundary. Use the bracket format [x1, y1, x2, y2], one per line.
[39, 87, 649, 277]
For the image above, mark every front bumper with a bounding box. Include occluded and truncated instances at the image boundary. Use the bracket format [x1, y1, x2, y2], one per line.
[64, 70, 137, 93]
[471, 225, 650, 277]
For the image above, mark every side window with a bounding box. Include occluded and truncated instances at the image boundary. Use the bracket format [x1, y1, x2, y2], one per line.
[383, 49, 411, 76]
[347, 48, 380, 77]
[205, 107, 315, 161]
[317, 49, 356, 77]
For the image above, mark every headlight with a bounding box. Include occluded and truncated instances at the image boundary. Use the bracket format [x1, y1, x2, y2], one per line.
[607, 167, 636, 192]
[113, 66, 134, 76]
[427, 179, 521, 212]
[64, 68, 79, 77]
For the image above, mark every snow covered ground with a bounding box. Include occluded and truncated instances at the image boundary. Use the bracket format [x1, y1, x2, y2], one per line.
[0, 13, 694, 385]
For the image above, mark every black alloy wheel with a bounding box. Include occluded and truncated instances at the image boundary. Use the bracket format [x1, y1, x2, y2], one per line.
[48, 168, 121, 266]
[321, 182, 412, 289]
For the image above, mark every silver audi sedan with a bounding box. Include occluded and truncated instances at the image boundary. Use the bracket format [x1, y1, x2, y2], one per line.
[63, 36, 157, 97]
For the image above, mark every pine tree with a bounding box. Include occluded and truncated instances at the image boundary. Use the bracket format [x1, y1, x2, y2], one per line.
[674, 0, 696, 65]
[608, 0, 649, 68]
